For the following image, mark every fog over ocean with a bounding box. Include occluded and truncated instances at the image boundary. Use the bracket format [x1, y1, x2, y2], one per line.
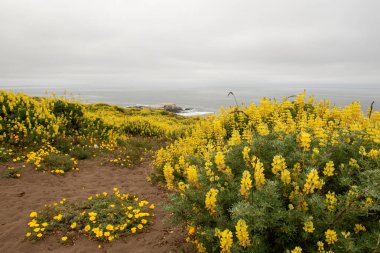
[2, 83, 379, 115]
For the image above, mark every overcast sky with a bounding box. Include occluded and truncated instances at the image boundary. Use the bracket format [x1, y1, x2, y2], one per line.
[1, 0, 380, 88]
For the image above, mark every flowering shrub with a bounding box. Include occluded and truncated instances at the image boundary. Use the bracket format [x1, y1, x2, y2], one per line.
[25, 188, 155, 243]
[85, 103, 199, 138]
[154, 92, 380, 252]
[0, 90, 199, 174]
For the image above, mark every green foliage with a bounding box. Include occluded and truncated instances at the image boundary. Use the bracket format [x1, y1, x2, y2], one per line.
[0, 148, 12, 162]
[42, 153, 75, 172]
[2, 166, 21, 178]
[52, 100, 84, 132]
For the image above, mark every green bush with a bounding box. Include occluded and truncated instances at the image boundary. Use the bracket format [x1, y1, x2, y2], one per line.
[42, 153, 75, 172]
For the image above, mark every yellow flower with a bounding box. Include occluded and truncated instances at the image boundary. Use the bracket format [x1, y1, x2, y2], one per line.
[186, 165, 199, 186]
[30, 211, 37, 218]
[280, 169, 291, 185]
[235, 219, 251, 248]
[254, 160, 266, 190]
[303, 169, 324, 194]
[325, 229, 338, 245]
[104, 231, 110, 237]
[228, 129, 242, 145]
[303, 219, 315, 233]
[239, 170, 252, 199]
[298, 131, 311, 151]
[106, 224, 114, 231]
[256, 122, 269, 136]
[363, 197, 373, 208]
[141, 219, 148, 224]
[187, 225, 196, 235]
[323, 161, 335, 177]
[37, 233, 43, 238]
[317, 241, 325, 253]
[291, 247, 302, 253]
[163, 163, 175, 189]
[53, 214, 63, 221]
[70, 222, 77, 229]
[349, 158, 360, 169]
[42, 222, 48, 227]
[354, 224, 366, 234]
[84, 225, 91, 232]
[242, 146, 251, 164]
[205, 188, 219, 215]
[215, 152, 226, 170]
[61, 236, 67, 241]
[149, 204, 155, 209]
[137, 224, 143, 229]
[219, 229, 233, 253]
[341, 231, 351, 238]
[325, 191, 337, 211]
[26, 232, 31, 237]
[131, 227, 137, 233]
[271, 155, 287, 175]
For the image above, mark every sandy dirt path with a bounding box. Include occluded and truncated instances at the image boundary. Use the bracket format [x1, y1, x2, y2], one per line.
[0, 158, 188, 253]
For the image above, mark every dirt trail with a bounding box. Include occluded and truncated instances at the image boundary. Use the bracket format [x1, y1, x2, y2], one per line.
[0, 158, 188, 253]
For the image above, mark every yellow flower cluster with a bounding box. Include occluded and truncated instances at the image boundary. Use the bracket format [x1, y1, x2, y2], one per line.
[215, 152, 233, 177]
[354, 224, 366, 234]
[325, 229, 338, 245]
[325, 191, 337, 212]
[218, 229, 233, 253]
[239, 170, 252, 199]
[235, 219, 251, 248]
[253, 158, 266, 190]
[205, 188, 219, 216]
[303, 169, 324, 194]
[291, 246, 303, 253]
[280, 169, 291, 185]
[163, 163, 175, 189]
[271, 155, 287, 175]
[186, 165, 199, 187]
[298, 132, 311, 151]
[323, 161, 335, 177]
[303, 218, 315, 233]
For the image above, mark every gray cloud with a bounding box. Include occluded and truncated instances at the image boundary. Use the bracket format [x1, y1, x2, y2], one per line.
[0, 0, 380, 87]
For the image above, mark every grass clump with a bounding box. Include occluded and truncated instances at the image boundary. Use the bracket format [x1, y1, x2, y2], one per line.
[26, 189, 155, 243]
[2, 166, 21, 178]
[25, 144, 79, 175]
[0, 148, 12, 162]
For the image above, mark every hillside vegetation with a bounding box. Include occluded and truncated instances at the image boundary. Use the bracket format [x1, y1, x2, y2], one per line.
[1, 90, 379, 252]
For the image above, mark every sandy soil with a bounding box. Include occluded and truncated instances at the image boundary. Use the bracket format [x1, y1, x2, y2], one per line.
[0, 158, 190, 253]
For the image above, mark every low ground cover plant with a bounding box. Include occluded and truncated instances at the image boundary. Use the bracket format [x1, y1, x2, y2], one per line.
[25, 189, 155, 243]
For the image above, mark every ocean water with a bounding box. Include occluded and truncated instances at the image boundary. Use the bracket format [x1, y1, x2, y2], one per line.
[1, 84, 379, 116]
